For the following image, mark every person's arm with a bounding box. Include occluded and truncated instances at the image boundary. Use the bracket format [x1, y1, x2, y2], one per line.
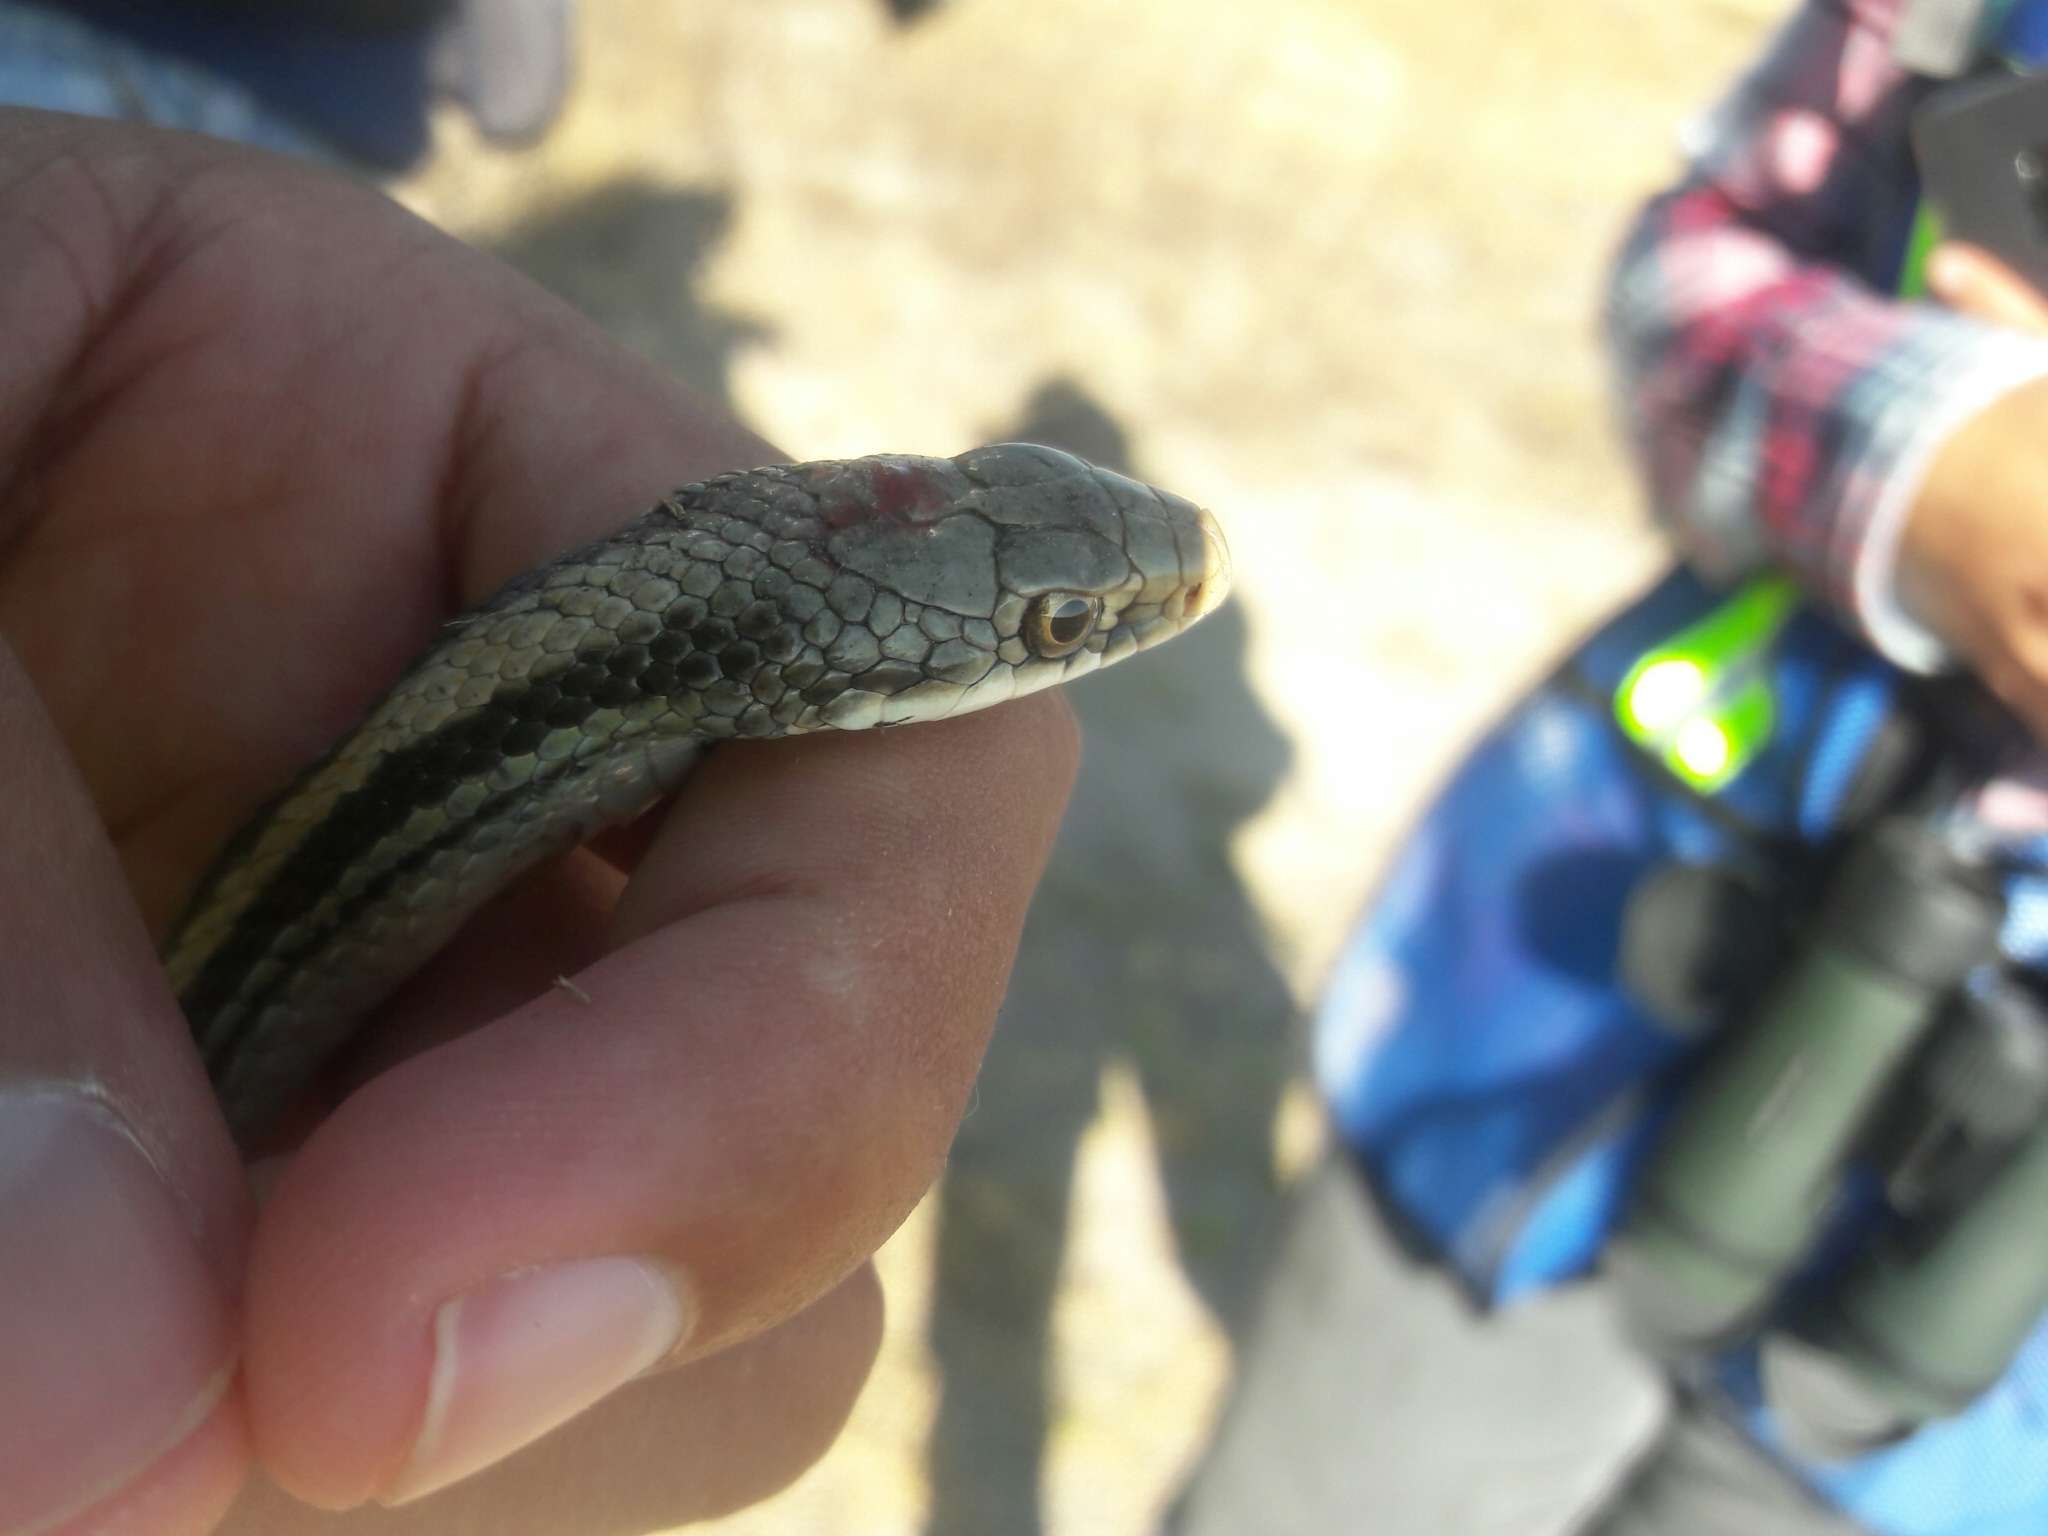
[1605, 0, 2048, 673]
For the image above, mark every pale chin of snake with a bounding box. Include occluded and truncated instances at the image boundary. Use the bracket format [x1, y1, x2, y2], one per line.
[162, 441, 1232, 1146]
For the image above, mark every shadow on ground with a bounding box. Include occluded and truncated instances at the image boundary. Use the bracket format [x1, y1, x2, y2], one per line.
[921, 381, 1300, 1536]
[486, 176, 770, 409]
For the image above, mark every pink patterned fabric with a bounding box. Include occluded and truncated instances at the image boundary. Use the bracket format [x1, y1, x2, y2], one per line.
[1605, 0, 2048, 668]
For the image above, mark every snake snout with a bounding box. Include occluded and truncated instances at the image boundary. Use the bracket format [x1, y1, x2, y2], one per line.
[1187, 507, 1232, 622]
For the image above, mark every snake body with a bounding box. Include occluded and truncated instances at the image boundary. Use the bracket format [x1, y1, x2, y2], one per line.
[162, 444, 1230, 1144]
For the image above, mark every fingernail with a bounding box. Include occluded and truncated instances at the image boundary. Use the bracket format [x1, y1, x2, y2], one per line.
[0, 1090, 234, 1536]
[378, 1257, 692, 1506]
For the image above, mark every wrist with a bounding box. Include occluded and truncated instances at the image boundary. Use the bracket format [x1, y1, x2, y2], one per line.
[1856, 335, 2048, 671]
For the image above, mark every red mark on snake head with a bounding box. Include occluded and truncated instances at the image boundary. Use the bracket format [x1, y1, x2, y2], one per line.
[814, 457, 956, 530]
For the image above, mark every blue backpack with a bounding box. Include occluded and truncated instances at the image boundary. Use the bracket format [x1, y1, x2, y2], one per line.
[1319, 567, 2048, 1535]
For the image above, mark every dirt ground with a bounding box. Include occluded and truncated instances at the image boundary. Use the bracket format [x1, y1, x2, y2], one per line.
[379, 2, 1784, 1532]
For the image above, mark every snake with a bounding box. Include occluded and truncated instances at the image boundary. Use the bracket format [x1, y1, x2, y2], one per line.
[161, 443, 1230, 1145]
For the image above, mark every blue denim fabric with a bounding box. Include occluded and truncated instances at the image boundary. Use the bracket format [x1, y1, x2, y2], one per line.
[0, 1, 432, 164]
[0, 3, 330, 155]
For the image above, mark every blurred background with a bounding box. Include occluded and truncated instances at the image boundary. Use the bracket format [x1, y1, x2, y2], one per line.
[20, 0, 1801, 1529]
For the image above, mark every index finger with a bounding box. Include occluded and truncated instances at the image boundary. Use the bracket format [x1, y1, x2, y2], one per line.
[243, 683, 1078, 1507]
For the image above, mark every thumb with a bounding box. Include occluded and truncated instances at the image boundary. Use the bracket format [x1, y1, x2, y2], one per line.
[0, 638, 251, 1535]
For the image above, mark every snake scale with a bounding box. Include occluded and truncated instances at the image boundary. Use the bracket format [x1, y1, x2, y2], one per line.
[161, 444, 1230, 1144]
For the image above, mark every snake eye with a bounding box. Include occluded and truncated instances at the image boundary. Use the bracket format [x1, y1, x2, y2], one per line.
[1025, 593, 1102, 658]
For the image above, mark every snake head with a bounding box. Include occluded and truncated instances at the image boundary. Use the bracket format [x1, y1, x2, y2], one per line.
[780, 443, 1230, 730]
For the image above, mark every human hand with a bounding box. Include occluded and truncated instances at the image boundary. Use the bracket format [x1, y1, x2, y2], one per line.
[1899, 243, 2048, 734]
[0, 110, 1076, 1532]
[1925, 240, 2048, 336]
